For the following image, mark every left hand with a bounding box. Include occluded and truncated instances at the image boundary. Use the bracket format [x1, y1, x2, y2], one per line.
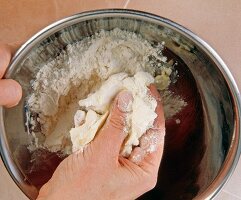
[0, 44, 22, 107]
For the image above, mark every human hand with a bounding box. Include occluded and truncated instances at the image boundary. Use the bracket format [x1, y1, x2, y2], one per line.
[0, 44, 22, 107]
[37, 85, 165, 200]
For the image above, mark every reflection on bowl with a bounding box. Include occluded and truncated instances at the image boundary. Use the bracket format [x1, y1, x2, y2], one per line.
[0, 9, 240, 200]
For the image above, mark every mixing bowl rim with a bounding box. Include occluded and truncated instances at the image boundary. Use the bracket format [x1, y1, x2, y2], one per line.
[0, 9, 240, 200]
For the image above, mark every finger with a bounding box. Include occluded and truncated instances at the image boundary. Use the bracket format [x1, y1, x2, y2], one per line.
[129, 128, 165, 168]
[139, 130, 165, 174]
[0, 79, 22, 107]
[140, 143, 164, 175]
[129, 147, 145, 164]
[131, 84, 165, 172]
[140, 128, 165, 154]
[93, 90, 133, 158]
[149, 84, 165, 129]
[0, 44, 11, 79]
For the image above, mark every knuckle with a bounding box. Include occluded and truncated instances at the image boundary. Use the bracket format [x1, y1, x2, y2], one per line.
[109, 114, 125, 130]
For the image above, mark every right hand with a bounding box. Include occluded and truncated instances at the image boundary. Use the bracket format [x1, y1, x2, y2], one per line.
[37, 85, 165, 200]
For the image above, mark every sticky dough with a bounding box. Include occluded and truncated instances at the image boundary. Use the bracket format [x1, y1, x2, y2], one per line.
[70, 71, 157, 156]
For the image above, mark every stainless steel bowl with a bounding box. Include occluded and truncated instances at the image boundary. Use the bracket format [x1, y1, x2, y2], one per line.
[0, 9, 240, 200]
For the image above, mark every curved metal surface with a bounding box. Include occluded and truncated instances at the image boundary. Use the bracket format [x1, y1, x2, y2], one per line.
[0, 9, 240, 200]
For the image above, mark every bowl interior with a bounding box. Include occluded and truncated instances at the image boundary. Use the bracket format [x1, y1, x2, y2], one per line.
[1, 10, 236, 200]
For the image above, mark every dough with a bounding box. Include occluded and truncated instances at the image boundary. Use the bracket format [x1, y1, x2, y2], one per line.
[70, 110, 109, 152]
[70, 71, 157, 156]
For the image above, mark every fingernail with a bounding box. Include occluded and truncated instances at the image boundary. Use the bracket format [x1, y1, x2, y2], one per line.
[129, 147, 145, 164]
[140, 134, 150, 150]
[140, 129, 165, 153]
[117, 91, 133, 112]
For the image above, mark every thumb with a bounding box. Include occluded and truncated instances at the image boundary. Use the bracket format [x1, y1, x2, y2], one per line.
[93, 90, 133, 158]
[0, 79, 22, 107]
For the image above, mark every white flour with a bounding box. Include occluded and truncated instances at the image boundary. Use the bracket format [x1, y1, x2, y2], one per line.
[27, 28, 186, 155]
[70, 72, 157, 156]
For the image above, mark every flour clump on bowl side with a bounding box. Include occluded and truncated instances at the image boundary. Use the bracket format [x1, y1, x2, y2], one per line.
[27, 28, 186, 156]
